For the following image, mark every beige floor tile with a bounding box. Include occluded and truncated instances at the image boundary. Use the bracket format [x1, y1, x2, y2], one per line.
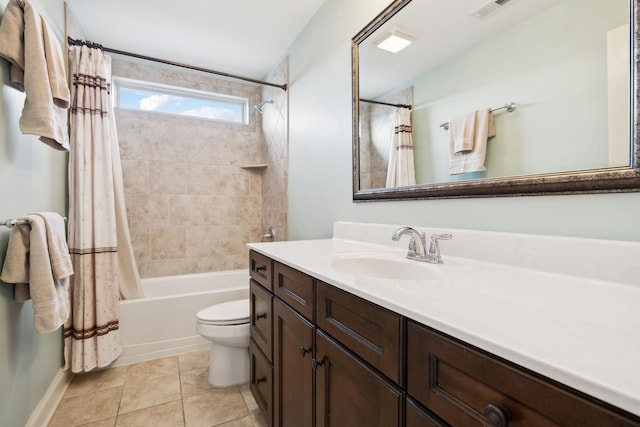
[249, 408, 268, 427]
[115, 400, 185, 427]
[125, 356, 179, 382]
[216, 415, 254, 427]
[183, 387, 248, 427]
[65, 366, 128, 397]
[180, 366, 215, 398]
[48, 386, 122, 427]
[238, 383, 258, 413]
[119, 373, 182, 414]
[79, 418, 116, 427]
[178, 349, 210, 372]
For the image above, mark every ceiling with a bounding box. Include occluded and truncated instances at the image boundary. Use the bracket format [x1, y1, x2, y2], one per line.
[358, 0, 560, 98]
[65, 0, 327, 80]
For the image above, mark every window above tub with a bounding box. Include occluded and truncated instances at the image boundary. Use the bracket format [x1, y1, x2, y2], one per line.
[113, 77, 249, 125]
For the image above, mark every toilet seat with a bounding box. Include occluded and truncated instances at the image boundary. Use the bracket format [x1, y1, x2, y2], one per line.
[197, 299, 250, 326]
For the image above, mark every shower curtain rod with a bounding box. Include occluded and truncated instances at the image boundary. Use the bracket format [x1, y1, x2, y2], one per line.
[67, 37, 287, 91]
[360, 98, 412, 110]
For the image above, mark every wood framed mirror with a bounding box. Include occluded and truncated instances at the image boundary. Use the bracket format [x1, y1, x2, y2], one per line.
[352, 0, 640, 200]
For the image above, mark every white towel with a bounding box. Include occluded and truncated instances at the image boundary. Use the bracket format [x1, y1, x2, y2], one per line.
[449, 108, 495, 175]
[450, 111, 477, 153]
[1, 213, 73, 333]
[0, 0, 70, 150]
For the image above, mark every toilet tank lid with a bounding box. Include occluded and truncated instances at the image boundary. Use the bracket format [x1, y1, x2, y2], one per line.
[197, 299, 250, 322]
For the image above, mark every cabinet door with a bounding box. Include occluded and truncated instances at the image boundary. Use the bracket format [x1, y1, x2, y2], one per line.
[406, 398, 449, 427]
[274, 298, 314, 427]
[315, 330, 403, 427]
[250, 279, 273, 361]
[250, 339, 273, 427]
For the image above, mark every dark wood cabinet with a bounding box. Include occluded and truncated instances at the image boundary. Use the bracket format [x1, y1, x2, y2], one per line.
[407, 320, 640, 427]
[316, 280, 404, 385]
[250, 250, 273, 290]
[250, 279, 273, 361]
[249, 339, 273, 426]
[273, 298, 314, 427]
[406, 398, 448, 427]
[273, 261, 315, 321]
[315, 330, 403, 427]
[250, 252, 640, 427]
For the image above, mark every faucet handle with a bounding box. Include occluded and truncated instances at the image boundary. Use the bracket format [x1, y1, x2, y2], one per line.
[428, 233, 453, 263]
[430, 233, 452, 242]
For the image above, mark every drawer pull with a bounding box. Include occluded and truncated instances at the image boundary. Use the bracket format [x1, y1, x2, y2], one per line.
[256, 376, 267, 384]
[299, 346, 312, 357]
[256, 265, 266, 272]
[312, 357, 325, 369]
[485, 403, 511, 427]
[256, 313, 267, 320]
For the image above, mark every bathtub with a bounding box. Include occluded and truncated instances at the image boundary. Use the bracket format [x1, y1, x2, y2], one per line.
[115, 269, 250, 366]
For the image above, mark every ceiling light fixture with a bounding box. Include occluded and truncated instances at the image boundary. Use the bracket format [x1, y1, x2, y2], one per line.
[375, 30, 416, 53]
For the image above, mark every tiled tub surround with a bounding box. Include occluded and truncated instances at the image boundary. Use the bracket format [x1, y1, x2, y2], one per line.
[248, 221, 640, 416]
[113, 58, 265, 278]
[260, 58, 289, 242]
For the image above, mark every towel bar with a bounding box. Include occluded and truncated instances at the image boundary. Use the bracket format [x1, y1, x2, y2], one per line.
[440, 102, 516, 130]
[2, 217, 67, 228]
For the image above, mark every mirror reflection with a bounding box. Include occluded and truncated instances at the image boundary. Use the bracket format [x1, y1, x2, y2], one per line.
[356, 0, 632, 192]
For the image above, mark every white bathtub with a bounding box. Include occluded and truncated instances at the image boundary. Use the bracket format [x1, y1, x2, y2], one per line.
[115, 269, 250, 366]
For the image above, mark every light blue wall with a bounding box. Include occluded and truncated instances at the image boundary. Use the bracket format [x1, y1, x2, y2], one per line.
[286, 0, 640, 243]
[0, 1, 67, 426]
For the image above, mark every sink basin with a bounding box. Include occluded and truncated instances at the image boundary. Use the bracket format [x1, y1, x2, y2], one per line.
[329, 253, 440, 280]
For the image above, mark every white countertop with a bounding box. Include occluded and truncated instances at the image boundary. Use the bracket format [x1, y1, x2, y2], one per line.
[248, 234, 640, 416]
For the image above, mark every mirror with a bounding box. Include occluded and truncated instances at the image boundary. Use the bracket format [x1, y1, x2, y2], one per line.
[352, 0, 640, 200]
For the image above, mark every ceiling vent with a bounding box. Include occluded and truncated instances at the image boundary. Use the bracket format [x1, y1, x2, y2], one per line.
[472, 0, 513, 19]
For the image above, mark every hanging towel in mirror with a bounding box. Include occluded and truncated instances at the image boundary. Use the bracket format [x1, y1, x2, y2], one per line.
[449, 108, 495, 175]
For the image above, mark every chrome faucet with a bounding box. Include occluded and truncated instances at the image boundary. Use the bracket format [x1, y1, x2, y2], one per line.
[392, 227, 452, 264]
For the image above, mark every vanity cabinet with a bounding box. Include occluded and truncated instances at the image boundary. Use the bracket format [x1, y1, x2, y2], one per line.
[407, 320, 640, 427]
[249, 250, 640, 427]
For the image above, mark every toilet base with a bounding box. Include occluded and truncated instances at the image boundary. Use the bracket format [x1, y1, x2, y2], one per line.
[208, 342, 250, 387]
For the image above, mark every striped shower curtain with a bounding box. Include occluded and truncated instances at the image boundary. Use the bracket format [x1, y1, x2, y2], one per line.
[64, 45, 135, 372]
[385, 107, 416, 188]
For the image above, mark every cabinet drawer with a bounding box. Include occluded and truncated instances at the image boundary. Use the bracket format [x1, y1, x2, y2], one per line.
[250, 339, 273, 427]
[273, 262, 314, 321]
[407, 321, 640, 427]
[316, 281, 404, 385]
[250, 250, 273, 290]
[250, 279, 273, 361]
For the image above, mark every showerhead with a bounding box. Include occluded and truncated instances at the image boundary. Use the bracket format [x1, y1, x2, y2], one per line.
[254, 100, 274, 114]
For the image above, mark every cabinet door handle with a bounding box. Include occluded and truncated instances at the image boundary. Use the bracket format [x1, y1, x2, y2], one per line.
[485, 403, 510, 427]
[256, 265, 266, 272]
[256, 376, 267, 384]
[256, 313, 267, 320]
[312, 357, 325, 369]
[299, 346, 312, 357]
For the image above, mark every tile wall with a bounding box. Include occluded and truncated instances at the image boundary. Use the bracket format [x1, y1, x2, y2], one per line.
[113, 59, 273, 278]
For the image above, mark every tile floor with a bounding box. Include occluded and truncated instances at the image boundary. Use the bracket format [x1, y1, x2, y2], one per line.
[48, 349, 267, 427]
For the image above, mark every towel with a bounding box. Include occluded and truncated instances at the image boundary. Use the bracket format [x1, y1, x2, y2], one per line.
[1, 213, 73, 333]
[450, 111, 477, 153]
[0, 0, 70, 150]
[449, 108, 495, 175]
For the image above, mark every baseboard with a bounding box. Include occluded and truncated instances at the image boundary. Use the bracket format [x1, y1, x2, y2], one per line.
[25, 368, 73, 427]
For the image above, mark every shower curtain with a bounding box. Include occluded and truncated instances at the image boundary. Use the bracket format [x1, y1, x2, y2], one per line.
[386, 107, 416, 188]
[64, 45, 142, 373]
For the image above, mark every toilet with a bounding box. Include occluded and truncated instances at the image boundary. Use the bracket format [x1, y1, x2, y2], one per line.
[196, 299, 250, 387]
